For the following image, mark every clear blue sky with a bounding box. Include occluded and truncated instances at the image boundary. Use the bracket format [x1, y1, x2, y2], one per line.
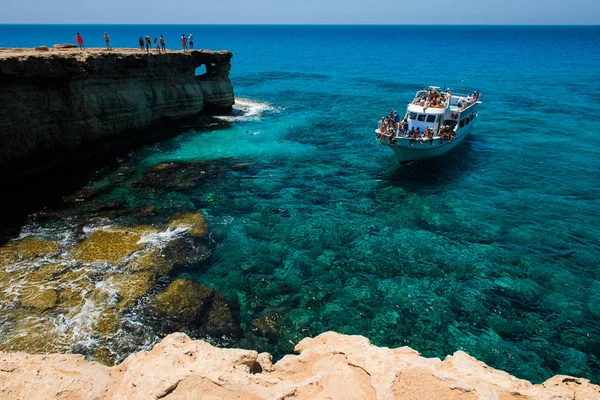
[2, 0, 599, 24]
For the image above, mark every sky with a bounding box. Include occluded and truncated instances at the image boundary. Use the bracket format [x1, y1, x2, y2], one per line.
[1, 0, 599, 25]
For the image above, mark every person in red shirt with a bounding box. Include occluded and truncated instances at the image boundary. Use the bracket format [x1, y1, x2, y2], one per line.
[76, 33, 84, 49]
[181, 34, 187, 51]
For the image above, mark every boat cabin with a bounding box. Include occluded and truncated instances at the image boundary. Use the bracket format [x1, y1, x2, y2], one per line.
[405, 86, 480, 135]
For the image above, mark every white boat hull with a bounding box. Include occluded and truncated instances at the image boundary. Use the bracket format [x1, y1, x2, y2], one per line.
[388, 124, 473, 163]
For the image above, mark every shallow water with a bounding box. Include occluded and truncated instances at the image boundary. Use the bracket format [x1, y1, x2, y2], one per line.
[1, 25, 600, 383]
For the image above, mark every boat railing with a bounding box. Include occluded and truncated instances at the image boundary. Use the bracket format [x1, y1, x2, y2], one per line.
[377, 123, 457, 146]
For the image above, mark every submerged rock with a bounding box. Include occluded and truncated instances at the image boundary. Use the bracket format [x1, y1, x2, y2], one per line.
[153, 279, 214, 323]
[63, 189, 100, 204]
[72, 226, 157, 265]
[108, 271, 155, 310]
[203, 292, 239, 336]
[134, 161, 224, 190]
[0, 309, 67, 354]
[124, 248, 172, 276]
[0, 237, 60, 266]
[168, 212, 209, 237]
[93, 309, 121, 336]
[93, 346, 117, 366]
[19, 286, 58, 310]
[251, 312, 282, 341]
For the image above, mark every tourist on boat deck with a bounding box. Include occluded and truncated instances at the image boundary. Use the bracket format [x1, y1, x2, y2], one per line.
[426, 128, 434, 145]
[409, 127, 416, 145]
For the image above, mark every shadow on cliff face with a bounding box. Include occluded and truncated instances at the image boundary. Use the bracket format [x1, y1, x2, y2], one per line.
[0, 115, 233, 244]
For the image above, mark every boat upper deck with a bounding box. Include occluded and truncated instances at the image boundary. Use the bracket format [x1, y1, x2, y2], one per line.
[408, 86, 481, 115]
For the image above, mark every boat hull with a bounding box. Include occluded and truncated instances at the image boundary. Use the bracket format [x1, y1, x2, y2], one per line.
[389, 124, 473, 163]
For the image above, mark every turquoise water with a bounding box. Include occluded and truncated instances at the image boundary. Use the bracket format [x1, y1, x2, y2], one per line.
[2, 25, 600, 383]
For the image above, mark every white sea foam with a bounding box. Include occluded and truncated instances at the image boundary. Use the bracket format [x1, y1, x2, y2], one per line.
[137, 226, 188, 246]
[215, 98, 281, 122]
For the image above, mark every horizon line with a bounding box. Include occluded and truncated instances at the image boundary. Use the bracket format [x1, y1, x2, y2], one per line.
[0, 23, 599, 26]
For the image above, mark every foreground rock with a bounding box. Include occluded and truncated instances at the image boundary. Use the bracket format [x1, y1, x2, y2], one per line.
[0, 332, 598, 400]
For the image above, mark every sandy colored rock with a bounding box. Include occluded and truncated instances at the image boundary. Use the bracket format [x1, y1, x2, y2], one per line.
[168, 212, 209, 236]
[0, 237, 59, 266]
[154, 278, 214, 322]
[53, 43, 78, 49]
[26, 263, 68, 283]
[108, 271, 155, 309]
[0, 310, 67, 354]
[125, 247, 172, 275]
[19, 286, 58, 310]
[72, 226, 157, 265]
[1, 331, 599, 400]
[93, 309, 121, 336]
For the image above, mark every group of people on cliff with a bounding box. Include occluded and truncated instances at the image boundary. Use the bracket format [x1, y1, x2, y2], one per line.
[73, 32, 196, 53]
[138, 33, 193, 52]
[138, 35, 167, 52]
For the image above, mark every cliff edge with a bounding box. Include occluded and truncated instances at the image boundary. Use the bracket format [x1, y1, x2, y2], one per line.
[0, 332, 598, 400]
[0, 48, 234, 171]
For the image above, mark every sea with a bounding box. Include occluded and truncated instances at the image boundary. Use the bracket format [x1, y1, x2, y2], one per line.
[1, 24, 599, 384]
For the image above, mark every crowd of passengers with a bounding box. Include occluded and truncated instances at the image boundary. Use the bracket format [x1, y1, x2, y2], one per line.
[413, 88, 480, 109]
[376, 88, 480, 145]
[377, 110, 456, 145]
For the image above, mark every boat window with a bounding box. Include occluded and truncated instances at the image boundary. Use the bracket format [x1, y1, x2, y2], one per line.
[426, 115, 436, 123]
[459, 119, 465, 128]
[417, 114, 426, 121]
[409, 112, 417, 120]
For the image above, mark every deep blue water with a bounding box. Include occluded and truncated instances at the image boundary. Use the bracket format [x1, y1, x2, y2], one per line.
[2, 25, 600, 383]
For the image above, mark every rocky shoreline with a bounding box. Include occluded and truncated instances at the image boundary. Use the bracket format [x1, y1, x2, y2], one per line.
[1, 331, 598, 399]
[0, 47, 234, 176]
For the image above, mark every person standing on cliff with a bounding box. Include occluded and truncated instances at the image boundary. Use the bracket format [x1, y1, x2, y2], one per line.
[160, 35, 166, 52]
[75, 33, 84, 50]
[103, 32, 112, 50]
[181, 34, 187, 51]
[188, 34, 194, 50]
[138, 37, 144, 51]
[154, 37, 160, 52]
[145, 35, 151, 52]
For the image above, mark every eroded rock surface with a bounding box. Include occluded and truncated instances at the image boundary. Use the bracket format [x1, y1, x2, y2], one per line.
[0, 212, 222, 363]
[0, 48, 234, 170]
[0, 332, 598, 400]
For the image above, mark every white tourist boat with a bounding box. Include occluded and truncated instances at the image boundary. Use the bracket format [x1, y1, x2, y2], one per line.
[376, 86, 482, 164]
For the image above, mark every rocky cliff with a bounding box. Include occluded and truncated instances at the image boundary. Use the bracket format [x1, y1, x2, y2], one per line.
[0, 332, 598, 400]
[0, 48, 234, 171]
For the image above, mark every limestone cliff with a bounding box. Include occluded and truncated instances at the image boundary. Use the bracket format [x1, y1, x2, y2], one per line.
[0, 332, 598, 400]
[0, 48, 234, 170]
